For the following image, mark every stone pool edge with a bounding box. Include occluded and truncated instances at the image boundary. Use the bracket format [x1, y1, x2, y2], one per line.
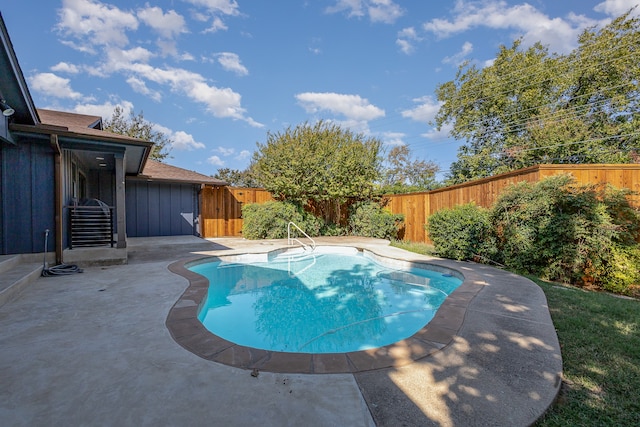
[165, 246, 484, 374]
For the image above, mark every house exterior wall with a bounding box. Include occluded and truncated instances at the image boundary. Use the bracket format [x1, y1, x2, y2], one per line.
[125, 180, 200, 237]
[0, 138, 55, 254]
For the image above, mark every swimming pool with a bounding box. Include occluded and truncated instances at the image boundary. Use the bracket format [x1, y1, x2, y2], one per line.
[189, 247, 462, 354]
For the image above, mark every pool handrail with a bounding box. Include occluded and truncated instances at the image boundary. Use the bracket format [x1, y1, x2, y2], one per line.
[287, 221, 316, 252]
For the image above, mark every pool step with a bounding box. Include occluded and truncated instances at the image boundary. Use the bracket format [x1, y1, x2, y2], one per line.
[0, 255, 43, 308]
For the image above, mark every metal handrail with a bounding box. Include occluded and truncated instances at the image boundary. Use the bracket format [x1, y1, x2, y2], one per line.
[287, 254, 316, 277]
[287, 221, 316, 252]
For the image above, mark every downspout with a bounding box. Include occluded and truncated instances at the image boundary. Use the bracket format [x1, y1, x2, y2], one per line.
[50, 134, 63, 264]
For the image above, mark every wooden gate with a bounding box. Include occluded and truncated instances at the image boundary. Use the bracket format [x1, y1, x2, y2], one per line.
[200, 186, 273, 237]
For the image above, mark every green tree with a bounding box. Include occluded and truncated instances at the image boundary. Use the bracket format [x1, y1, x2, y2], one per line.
[435, 11, 640, 184]
[212, 167, 261, 187]
[380, 145, 440, 194]
[104, 106, 172, 161]
[250, 121, 382, 220]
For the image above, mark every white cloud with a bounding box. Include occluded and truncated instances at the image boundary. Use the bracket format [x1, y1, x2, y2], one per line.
[73, 103, 203, 151]
[216, 52, 248, 76]
[183, 0, 240, 16]
[183, 0, 240, 32]
[207, 155, 225, 166]
[236, 150, 251, 160]
[325, 0, 364, 18]
[594, 0, 640, 17]
[382, 131, 406, 146]
[368, 0, 404, 24]
[72, 100, 134, 121]
[137, 6, 187, 39]
[423, 0, 598, 54]
[54, 0, 259, 129]
[136, 7, 188, 57]
[171, 131, 206, 150]
[326, 0, 404, 24]
[332, 118, 372, 135]
[295, 92, 385, 122]
[30, 73, 83, 100]
[153, 123, 206, 150]
[215, 146, 236, 156]
[442, 41, 473, 65]
[97, 53, 261, 127]
[203, 16, 228, 33]
[56, 0, 138, 49]
[401, 96, 442, 124]
[156, 40, 179, 58]
[396, 27, 421, 55]
[395, 39, 413, 55]
[105, 46, 155, 67]
[51, 62, 80, 74]
[180, 52, 196, 61]
[126, 77, 162, 102]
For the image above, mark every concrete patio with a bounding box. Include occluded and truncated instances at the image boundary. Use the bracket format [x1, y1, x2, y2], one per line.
[0, 236, 562, 426]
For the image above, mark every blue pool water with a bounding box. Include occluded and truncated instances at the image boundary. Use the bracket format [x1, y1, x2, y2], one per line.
[191, 248, 461, 354]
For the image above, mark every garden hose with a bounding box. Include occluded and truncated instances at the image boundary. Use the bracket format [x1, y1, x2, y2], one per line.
[41, 229, 83, 276]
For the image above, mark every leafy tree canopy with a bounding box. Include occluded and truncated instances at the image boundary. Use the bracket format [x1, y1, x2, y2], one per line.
[380, 145, 440, 194]
[250, 120, 382, 217]
[104, 106, 172, 161]
[212, 167, 262, 187]
[435, 11, 640, 184]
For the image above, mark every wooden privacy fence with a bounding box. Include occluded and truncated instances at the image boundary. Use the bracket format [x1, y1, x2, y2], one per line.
[200, 186, 273, 238]
[386, 164, 640, 242]
[200, 164, 640, 241]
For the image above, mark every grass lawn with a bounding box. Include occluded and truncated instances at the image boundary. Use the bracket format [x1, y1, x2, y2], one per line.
[533, 279, 640, 426]
[390, 239, 437, 256]
[392, 241, 640, 426]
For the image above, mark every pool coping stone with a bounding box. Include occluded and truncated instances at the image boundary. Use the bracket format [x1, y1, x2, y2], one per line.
[166, 247, 478, 374]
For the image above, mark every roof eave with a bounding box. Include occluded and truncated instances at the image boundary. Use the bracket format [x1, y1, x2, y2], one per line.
[9, 123, 153, 175]
[0, 12, 40, 125]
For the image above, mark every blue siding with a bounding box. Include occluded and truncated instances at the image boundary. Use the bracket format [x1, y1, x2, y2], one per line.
[147, 183, 160, 236]
[1, 139, 55, 254]
[126, 180, 198, 237]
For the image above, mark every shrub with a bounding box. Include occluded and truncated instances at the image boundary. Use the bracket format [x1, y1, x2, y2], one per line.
[241, 201, 303, 239]
[348, 202, 404, 239]
[489, 174, 640, 293]
[297, 211, 324, 237]
[320, 222, 347, 236]
[426, 203, 494, 261]
[601, 245, 640, 296]
[241, 201, 331, 239]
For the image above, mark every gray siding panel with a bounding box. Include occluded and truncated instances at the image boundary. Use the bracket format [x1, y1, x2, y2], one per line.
[126, 180, 198, 237]
[1, 140, 55, 254]
[147, 183, 160, 236]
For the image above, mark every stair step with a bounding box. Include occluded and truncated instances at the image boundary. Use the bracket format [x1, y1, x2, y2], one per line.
[0, 254, 22, 275]
[0, 261, 43, 307]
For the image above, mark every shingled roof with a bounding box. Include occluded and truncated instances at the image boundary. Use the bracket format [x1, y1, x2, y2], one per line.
[139, 159, 227, 186]
[35, 108, 148, 145]
[38, 108, 102, 129]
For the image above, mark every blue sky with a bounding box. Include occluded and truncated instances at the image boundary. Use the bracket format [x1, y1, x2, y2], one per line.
[2, 0, 638, 179]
